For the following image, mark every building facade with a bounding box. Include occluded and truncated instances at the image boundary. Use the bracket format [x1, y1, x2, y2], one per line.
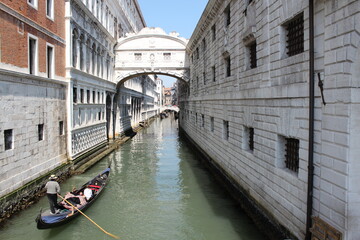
[179, 0, 360, 239]
[0, 0, 161, 202]
[0, 0, 67, 197]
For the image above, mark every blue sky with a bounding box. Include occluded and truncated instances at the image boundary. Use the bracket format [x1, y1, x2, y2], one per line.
[137, 0, 208, 87]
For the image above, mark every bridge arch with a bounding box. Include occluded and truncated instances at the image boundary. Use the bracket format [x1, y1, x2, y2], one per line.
[115, 27, 190, 86]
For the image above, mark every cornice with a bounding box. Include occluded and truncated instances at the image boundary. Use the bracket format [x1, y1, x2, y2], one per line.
[187, 0, 223, 53]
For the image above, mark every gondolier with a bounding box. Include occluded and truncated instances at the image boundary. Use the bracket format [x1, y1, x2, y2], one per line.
[45, 175, 61, 214]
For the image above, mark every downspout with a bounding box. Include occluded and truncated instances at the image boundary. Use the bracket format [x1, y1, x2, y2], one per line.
[305, 0, 315, 239]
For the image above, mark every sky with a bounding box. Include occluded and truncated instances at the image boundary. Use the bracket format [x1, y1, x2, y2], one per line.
[137, 0, 208, 87]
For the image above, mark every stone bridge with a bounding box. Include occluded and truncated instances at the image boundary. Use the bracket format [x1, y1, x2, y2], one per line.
[115, 27, 190, 86]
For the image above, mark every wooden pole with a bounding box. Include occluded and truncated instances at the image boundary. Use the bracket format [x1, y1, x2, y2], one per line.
[58, 194, 119, 239]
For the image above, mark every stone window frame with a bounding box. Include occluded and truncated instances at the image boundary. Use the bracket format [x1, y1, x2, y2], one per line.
[38, 124, 44, 141]
[243, 126, 254, 152]
[224, 4, 231, 28]
[59, 121, 64, 136]
[28, 33, 38, 75]
[223, 53, 231, 77]
[163, 53, 171, 61]
[277, 135, 300, 174]
[46, 43, 55, 79]
[134, 53, 142, 61]
[245, 40, 257, 69]
[46, 0, 54, 20]
[4, 129, 13, 151]
[28, 0, 38, 10]
[281, 12, 304, 59]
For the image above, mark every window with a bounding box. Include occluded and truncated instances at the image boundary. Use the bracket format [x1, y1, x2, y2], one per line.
[163, 53, 171, 60]
[93, 90, 96, 103]
[285, 138, 300, 172]
[285, 13, 304, 57]
[223, 120, 229, 140]
[202, 38, 206, 52]
[46, 0, 54, 19]
[73, 87, 77, 103]
[225, 56, 231, 77]
[28, 0, 38, 9]
[210, 117, 214, 132]
[224, 5, 230, 27]
[212, 66, 216, 82]
[243, 126, 254, 151]
[4, 129, 13, 150]
[80, 89, 84, 103]
[38, 124, 44, 141]
[201, 114, 205, 128]
[59, 121, 64, 135]
[46, 44, 54, 78]
[196, 48, 199, 59]
[87, 90, 90, 103]
[277, 135, 300, 173]
[134, 53, 142, 61]
[211, 24, 216, 41]
[248, 41, 257, 69]
[28, 35, 38, 75]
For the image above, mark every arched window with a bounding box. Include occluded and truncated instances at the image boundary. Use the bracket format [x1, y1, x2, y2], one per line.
[72, 29, 79, 68]
[92, 43, 96, 75]
[86, 39, 91, 73]
[80, 34, 85, 71]
[97, 47, 101, 77]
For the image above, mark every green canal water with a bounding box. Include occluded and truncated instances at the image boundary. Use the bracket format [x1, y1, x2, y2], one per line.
[0, 117, 268, 240]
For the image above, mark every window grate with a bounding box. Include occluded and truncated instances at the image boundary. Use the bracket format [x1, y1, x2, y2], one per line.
[4, 129, 13, 150]
[285, 138, 299, 172]
[249, 41, 257, 69]
[286, 13, 304, 57]
[249, 127, 254, 151]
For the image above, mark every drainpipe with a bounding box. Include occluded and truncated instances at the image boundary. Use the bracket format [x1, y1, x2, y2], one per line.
[305, 0, 315, 239]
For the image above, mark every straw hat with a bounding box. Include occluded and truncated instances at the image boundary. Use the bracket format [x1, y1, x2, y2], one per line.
[49, 174, 57, 180]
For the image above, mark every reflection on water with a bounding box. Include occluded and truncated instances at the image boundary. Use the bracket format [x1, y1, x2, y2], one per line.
[0, 116, 268, 240]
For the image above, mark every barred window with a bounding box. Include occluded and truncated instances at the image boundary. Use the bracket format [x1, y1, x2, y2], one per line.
[249, 41, 257, 69]
[224, 5, 230, 27]
[4, 129, 13, 150]
[163, 53, 171, 60]
[285, 138, 299, 172]
[225, 56, 231, 77]
[285, 13, 304, 57]
[134, 53, 142, 61]
[38, 124, 44, 141]
[243, 126, 254, 151]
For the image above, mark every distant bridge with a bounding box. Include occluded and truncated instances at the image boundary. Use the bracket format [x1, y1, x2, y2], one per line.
[161, 106, 179, 112]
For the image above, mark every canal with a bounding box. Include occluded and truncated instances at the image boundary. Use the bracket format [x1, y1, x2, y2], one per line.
[0, 116, 268, 240]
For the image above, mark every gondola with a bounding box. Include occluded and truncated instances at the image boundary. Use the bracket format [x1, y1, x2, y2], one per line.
[36, 167, 110, 229]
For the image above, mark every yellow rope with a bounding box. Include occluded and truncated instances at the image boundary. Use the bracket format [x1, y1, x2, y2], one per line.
[57, 194, 120, 239]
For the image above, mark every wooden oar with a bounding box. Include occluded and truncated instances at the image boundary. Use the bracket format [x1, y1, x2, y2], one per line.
[57, 194, 119, 239]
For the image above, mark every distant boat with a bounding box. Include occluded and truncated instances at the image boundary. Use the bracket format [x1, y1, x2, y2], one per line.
[36, 167, 110, 229]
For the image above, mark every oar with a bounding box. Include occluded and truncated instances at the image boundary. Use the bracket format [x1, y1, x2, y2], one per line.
[57, 194, 119, 239]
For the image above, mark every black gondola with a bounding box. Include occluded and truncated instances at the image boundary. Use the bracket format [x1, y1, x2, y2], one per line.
[36, 167, 110, 229]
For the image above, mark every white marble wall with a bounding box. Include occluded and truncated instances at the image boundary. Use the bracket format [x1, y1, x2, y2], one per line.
[0, 70, 67, 197]
[180, 0, 360, 239]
